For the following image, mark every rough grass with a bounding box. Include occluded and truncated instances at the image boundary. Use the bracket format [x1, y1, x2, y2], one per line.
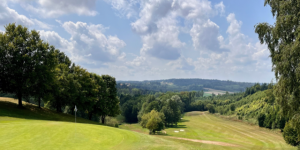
[0, 97, 189, 150]
[120, 111, 296, 150]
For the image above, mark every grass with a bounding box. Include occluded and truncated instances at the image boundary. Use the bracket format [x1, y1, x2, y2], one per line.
[120, 111, 296, 150]
[1, 97, 296, 149]
[0, 97, 190, 150]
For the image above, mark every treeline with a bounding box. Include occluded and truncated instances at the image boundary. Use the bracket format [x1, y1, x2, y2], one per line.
[0, 23, 120, 124]
[119, 90, 206, 132]
[117, 78, 255, 92]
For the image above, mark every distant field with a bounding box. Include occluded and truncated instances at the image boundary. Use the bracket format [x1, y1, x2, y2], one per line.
[203, 88, 234, 97]
[0, 97, 189, 150]
[120, 111, 296, 150]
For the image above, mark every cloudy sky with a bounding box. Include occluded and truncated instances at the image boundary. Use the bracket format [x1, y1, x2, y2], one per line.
[0, 0, 275, 82]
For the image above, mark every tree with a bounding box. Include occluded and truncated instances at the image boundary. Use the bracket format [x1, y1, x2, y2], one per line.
[161, 95, 183, 126]
[99, 75, 120, 124]
[255, 0, 300, 141]
[0, 23, 56, 107]
[258, 113, 266, 127]
[141, 110, 165, 134]
[283, 121, 299, 146]
[230, 104, 236, 111]
[31, 45, 57, 108]
[206, 104, 215, 114]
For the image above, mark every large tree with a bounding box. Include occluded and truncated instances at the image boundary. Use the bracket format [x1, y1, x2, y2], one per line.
[0, 23, 56, 107]
[255, 0, 300, 142]
[45, 51, 73, 112]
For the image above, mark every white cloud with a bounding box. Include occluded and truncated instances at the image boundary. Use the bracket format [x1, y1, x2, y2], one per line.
[19, 0, 97, 18]
[168, 57, 195, 70]
[190, 19, 225, 52]
[226, 13, 242, 35]
[104, 0, 139, 18]
[126, 56, 147, 67]
[39, 21, 126, 65]
[0, 3, 52, 29]
[215, 1, 225, 16]
[130, 0, 217, 60]
[140, 14, 185, 60]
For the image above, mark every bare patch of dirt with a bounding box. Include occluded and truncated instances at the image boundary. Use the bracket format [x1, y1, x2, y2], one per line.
[167, 137, 240, 147]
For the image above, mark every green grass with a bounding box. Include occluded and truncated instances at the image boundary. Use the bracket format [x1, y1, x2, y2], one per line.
[1, 97, 296, 149]
[120, 111, 296, 150]
[0, 97, 189, 150]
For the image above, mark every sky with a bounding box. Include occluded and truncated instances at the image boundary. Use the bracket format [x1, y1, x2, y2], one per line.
[0, 0, 276, 82]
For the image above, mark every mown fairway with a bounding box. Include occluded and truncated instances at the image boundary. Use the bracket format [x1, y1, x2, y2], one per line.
[121, 111, 296, 150]
[0, 98, 189, 150]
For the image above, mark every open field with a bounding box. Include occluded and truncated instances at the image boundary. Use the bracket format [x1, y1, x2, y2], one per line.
[0, 97, 189, 150]
[203, 88, 234, 96]
[120, 111, 296, 150]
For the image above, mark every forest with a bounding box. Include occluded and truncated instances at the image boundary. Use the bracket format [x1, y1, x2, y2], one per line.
[117, 78, 254, 93]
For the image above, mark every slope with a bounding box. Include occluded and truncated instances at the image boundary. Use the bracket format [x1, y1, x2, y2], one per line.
[120, 111, 296, 149]
[0, 97, 188, 150]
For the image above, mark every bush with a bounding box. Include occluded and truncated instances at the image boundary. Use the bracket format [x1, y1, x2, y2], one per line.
[104, 116, 119, 128]
[283, 121, 299, 146]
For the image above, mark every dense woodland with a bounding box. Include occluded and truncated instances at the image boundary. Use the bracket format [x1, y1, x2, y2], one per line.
[117, 78, 254, 93]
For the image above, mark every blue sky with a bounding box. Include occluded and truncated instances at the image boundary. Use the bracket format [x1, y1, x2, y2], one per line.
[0, 0, 275, 82]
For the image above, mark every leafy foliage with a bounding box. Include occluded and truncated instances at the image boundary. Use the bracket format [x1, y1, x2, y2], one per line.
[0, 23, 57, 107]
[141, 110, 165, 134]
[283, 121, 299, 146]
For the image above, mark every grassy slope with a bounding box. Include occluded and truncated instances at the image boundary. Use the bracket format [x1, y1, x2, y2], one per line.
[120, 111, 296, 150]
[0, 97, 189, 150]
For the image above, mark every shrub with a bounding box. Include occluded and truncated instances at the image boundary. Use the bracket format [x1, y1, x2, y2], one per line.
[104, 116, 119, 128]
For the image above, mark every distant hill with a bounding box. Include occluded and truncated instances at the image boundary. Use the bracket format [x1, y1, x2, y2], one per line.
[117, 78, 255, 93]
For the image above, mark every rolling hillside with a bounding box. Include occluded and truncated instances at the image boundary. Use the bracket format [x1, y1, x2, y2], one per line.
[117, 78, 255, 93]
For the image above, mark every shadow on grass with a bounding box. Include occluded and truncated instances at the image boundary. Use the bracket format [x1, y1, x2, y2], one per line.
[0, 100, 103, 126]
[179, 119, 189, 122]
[165, 124, 187, 129]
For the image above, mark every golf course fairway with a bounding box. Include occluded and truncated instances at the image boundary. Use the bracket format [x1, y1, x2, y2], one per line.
[0, 97, 297, 149]
[0, 98, 187, 150]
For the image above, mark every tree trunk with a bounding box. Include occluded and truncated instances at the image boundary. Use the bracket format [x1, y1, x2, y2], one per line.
[101, 115, 106, 124]
[88, 113, 93, 120]
[17, 93, 23, 108]
[38, 97, 41, 108]
[56, 103, 62, 113]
